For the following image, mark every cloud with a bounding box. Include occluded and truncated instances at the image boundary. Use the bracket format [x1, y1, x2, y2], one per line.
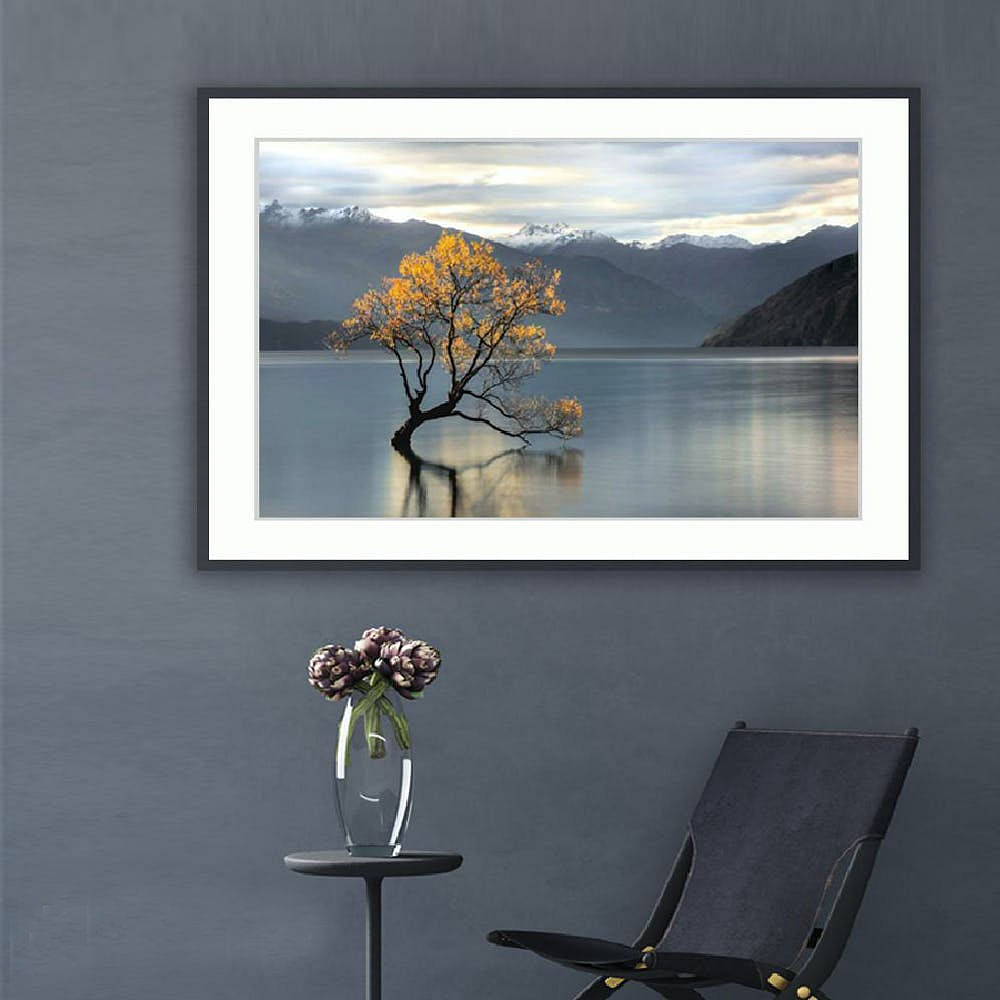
[259, 139, 858, 243]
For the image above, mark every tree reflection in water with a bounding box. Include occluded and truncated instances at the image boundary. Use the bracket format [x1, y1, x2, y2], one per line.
[391, 442, 583, 518]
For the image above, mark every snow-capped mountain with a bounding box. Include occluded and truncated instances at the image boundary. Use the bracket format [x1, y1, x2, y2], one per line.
[497, 222, 617, 251]
[650, 233, 756, 250]
[259, 201, 390, 226]
[497, 222, 758, 252]
[325, 205, 389, 224]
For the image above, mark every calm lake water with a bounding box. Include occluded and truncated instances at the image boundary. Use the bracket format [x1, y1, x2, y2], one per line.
[259, 350, 858, 518]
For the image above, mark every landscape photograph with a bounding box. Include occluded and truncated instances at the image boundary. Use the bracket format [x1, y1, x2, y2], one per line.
[257, 139, 860, 519]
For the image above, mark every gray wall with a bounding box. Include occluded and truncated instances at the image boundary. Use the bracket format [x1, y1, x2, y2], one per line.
[3, 2, 998, 998]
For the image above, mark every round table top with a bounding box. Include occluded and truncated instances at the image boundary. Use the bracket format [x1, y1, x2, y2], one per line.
[284, 850, 463, 878]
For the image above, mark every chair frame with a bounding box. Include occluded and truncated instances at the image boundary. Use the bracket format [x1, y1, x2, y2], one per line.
[568, 834, 881, 1000]
[495, 723, 918, 1000]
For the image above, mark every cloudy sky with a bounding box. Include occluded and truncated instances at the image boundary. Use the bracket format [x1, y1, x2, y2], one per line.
[259, 140, 858, 244]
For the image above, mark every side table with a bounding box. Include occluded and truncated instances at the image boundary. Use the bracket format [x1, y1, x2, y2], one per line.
[284, 850, 463, 1000]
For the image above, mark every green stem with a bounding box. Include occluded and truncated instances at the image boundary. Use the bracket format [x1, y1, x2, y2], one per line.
[378, 696, 411, 751]
[365, 703, 386, 759]
[338, 678, 388, 767]
[335, 679, 412, 764]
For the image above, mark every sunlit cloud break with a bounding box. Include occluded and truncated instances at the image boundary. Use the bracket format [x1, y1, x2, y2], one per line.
[259, 139, 859, 244]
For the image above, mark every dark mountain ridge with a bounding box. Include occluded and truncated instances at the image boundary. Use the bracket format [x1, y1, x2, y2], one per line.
[259, 205, 857, 349]
[701, 253, 858, 348]
[544, 223, 858, 321]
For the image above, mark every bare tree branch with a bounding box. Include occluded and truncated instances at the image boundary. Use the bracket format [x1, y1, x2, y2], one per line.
[448, 410, 531, 443]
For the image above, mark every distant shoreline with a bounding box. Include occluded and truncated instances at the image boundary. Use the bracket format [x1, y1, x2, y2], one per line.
[260, 346, 858, 365]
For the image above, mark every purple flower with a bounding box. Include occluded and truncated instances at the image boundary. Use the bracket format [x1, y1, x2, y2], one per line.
[354, 625, 407, 661]
[375, 639, 442, 699]
[308, 644, 372, 701]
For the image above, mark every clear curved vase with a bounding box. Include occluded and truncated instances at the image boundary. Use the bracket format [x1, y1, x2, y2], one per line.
[334, 687, 412, 857]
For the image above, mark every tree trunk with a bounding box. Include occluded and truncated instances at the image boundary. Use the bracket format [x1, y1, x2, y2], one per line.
[390, 400, 456, 457]
[390, 417, 422, 459]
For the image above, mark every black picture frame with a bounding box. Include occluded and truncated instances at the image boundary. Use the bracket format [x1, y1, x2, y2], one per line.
[198, 87, 920, 570]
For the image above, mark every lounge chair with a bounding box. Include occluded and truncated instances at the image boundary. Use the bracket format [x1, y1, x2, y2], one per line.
[488, 723, 918, 999]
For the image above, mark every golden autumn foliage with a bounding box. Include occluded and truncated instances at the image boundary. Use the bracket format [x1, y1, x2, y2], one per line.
[332, 233, 583, 451]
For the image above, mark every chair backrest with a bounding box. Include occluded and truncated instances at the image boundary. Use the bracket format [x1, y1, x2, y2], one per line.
[661, 726, 917, 966]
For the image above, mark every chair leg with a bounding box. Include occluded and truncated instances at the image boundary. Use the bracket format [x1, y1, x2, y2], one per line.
[571, 978, 618, 1000]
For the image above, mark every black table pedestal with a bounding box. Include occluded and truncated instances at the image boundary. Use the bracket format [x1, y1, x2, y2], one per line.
[285, 850, 463, 1000]
[365, 877, 382, 1000]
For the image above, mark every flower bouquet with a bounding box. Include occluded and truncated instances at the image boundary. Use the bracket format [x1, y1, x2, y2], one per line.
[309, 626, 441, 759]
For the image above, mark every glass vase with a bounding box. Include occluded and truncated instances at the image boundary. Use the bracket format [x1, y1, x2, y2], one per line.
[334, 685, 412, 857]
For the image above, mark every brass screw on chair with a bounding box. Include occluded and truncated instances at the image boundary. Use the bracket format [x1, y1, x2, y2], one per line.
[767, 973, 791, 991]
[796, 988, 813, 999]
[605, 946, 656, 988]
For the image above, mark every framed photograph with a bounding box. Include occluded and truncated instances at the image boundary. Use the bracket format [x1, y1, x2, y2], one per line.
[198, 88, 919, 567]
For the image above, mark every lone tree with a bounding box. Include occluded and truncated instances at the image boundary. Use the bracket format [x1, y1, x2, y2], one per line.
[330, 233, 583, 457]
